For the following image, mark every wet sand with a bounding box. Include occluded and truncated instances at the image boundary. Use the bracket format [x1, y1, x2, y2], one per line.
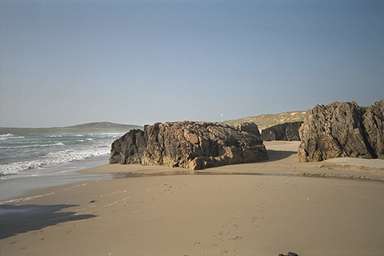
[1, 141, 384, 256]
[0, 157, 110, 201]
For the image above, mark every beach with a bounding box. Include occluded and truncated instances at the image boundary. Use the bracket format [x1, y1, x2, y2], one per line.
[1, 141, 384, 256]
[2, 0, 383, 255]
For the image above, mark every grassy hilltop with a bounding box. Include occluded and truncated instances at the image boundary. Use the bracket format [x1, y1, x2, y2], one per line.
[224, 111, 307, 130]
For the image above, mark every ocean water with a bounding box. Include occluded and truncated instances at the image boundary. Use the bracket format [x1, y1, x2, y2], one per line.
[0, 131, 121, 179]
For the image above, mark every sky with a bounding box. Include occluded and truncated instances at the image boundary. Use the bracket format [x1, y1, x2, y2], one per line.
[0, 0, 383, 127]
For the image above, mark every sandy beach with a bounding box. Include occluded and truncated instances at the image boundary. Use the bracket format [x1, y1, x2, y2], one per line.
[1, 141, 384, 256]
[2, 1, 383, 255]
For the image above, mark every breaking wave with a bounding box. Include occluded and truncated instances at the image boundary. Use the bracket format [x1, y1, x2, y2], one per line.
[46, 134, 63, 138]
[0, 147, 109, 176]
[0, 134, 25, 141]
[0, 133, 14, 137]
[0, 142, 65, 149]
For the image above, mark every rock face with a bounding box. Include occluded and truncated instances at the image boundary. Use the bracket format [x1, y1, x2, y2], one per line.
[261, 122, 303, 141]
[363, 100, 384, 159]
[298, 100, 384, 161]
[110, 121, 268, 170]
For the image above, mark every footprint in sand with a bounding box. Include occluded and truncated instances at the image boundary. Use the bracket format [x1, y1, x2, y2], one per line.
[162, 183, 174, 192]
[215, 221, 243, 242]
[193, 241, 201, 247]
[229, 235, 242, 240]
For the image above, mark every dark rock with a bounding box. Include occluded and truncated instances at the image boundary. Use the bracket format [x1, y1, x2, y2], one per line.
[261, 122, 303, 141]
[110, 129, 146, 164]
[110, 121, 268, 170]
[278, 252, 299, 256]
[298, 100, 384, 161]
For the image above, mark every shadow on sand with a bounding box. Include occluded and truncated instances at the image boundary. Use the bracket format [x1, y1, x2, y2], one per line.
[0, 204, 96, 239]
[266, 149, 297, 161]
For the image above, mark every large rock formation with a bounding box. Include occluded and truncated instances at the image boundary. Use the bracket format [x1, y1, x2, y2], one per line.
[363, 100, 384, 159]
[298, 100, 384, 161]
[261, 122, 303, 141]
[110, 121, 268, 170]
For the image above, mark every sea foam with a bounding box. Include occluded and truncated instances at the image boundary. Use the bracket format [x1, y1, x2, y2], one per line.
[0, 147, 109, 177]
[0, 142, 65, 149]
[0, 133, 14, 137]
[0, 134, 25, 140]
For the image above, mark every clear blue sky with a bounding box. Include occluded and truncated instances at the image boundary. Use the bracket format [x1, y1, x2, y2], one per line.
[0, 0, 383, 127]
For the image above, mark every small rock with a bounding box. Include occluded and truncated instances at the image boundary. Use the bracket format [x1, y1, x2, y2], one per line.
[278, 252, 299, 256]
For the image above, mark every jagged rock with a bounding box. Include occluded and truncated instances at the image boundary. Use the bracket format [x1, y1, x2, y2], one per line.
[363, 100, 384, 159]
[298, 100, 384, 161]
[110, 121, 268, 170]
[261, 122, 303, 141]
[109, 129, 146, 164]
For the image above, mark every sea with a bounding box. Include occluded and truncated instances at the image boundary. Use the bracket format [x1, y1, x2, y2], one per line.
[0, 131, 123, 200]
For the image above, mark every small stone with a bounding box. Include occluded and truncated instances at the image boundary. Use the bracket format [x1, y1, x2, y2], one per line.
[278, 252, 299, 256]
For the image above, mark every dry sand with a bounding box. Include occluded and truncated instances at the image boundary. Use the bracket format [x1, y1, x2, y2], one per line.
[1, 141, 384, 256]
[83, 141, 384, 182]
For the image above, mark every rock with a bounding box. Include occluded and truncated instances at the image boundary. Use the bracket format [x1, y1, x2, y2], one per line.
[298, 100, 384, 161]
[261, 121, 303, 141]
[278, 252, 299, 256]
[110, 129, 146, 164]
[363, 100, 384, 159]
[298, 101, 370, 161]
[110, 121, 268, 170]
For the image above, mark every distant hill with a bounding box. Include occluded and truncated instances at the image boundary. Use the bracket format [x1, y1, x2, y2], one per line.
[224, 111, 307, 130]
[66, 122, 141, 130]
[0, 122, 142, 135]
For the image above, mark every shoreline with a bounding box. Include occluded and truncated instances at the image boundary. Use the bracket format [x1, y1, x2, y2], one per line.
[0, 156, 111, 202]
[3, 141, 384, 205]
